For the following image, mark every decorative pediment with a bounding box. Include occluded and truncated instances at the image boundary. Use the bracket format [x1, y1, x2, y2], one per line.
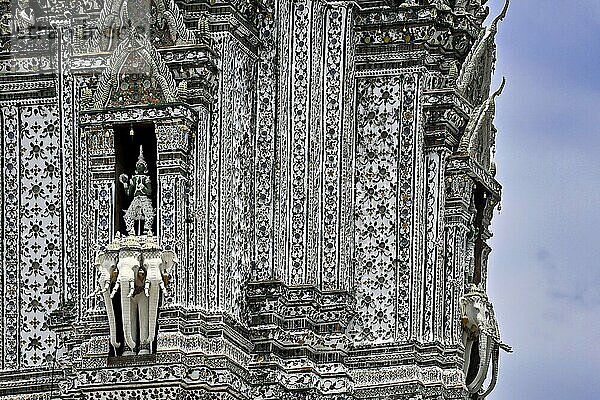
[91, 33, 179, 109]
[457, 0, 509, 104]
[458, 77, 505, 171]
[86, 0, 196, 53]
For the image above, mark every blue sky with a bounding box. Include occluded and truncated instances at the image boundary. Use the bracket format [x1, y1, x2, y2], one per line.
[486, 0, 600, 398]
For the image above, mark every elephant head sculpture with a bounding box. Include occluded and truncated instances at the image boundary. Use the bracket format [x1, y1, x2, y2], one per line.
[115, 250, 141, 355]
[141, 248, 177, 354]
[93, 235, 177, 357]
[461, 285, 512, 399]
[93, 252, 120, 350]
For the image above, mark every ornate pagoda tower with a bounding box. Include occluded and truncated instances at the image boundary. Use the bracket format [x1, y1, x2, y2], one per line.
[0, 0, 511, 399]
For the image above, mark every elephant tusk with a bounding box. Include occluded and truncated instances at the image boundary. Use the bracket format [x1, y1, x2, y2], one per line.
[104, 281, 111, 292]
[110, 282, 120, 298]
[499, 342, 513, 353]
[480, 344, 501, 399]
[127, 281, 135, 298]
[160, 281, 168, 296]
[144, 282, 150, 297]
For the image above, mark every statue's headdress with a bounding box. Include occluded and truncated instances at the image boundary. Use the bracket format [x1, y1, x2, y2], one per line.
[136, 145, 147, 171]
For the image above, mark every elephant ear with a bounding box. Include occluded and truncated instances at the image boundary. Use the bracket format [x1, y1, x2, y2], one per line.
[94, 253, 104, 269]
[161, 250, 178, 273]
[95, 253, 114, 276]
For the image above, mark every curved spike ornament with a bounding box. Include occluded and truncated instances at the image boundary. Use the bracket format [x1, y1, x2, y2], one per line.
[459, 77, 507, 155]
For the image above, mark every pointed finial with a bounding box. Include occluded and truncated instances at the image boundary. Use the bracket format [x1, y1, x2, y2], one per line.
[136, 145, 147, 170]
[492, 77, 507, 99]
[492, 0, 510, 28]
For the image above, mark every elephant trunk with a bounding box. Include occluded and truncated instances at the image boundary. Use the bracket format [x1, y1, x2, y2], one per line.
[120, 285, 137, 354]
[102, 288, 120, 350]
[480, 343, 501, 399]
[467, 332, 493, 394]
[146, 282, 161, 353]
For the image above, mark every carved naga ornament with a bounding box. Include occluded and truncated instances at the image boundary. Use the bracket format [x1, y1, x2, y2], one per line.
[456, 0, 509, 97]
[460, 77, 506, 171]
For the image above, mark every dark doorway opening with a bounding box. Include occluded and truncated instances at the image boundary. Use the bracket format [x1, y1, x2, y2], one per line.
[466, 338, 481, 386]
[114, 122, 157, 236]
[109, 288, 124, 356]
[472, 185, 487, 285]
